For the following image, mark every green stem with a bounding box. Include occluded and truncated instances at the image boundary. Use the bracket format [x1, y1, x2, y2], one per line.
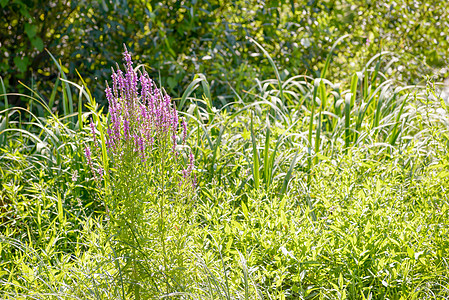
[160, 137, 168, 291]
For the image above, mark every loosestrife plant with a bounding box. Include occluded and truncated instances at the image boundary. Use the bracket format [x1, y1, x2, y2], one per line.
[85, 48, 196, 297]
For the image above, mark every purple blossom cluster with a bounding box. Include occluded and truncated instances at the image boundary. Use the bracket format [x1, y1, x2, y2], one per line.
[85, 141, 103, 183]
[88, 47, 195, 188]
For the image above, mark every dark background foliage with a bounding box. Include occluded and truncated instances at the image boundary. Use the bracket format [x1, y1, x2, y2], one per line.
[1, 0, 447, 109]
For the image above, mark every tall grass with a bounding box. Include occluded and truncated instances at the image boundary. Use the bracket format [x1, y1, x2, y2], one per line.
[1, 46, 448, 299]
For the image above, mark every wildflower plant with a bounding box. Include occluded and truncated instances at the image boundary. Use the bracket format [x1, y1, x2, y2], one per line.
[85, 47, 196, 297]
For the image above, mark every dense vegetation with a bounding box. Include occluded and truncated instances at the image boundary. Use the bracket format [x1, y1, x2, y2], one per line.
[1, 1, 449, 299]
[1, 0, 448, 104]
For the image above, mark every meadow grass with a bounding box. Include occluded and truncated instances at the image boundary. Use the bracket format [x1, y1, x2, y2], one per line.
[0, 49, 448, 299]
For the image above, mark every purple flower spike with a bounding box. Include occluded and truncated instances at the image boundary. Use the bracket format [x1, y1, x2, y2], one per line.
[123, 118, 130, 140]
[123, 45, 133, 70]
[97, 167, 103, 181]
[85, 145, 92, 167]
[85, 145, 98, 182]
[97, 46, 196, 192]
[138, 135, 145, 162]
[189, 151, 194, 172]
[172, 108, 179, 133]
[172, 133, 177, 153]
[193, 173, 197, 188]
[182, 118, 187, 145]
[90, 118, 98, 148]
[106, 127, 113, 150]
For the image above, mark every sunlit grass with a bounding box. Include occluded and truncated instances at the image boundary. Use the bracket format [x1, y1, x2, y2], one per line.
[1, 47, 448, 299]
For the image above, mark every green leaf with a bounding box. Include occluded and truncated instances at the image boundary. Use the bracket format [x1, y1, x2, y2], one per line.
[48, 75, 60, 113]
[344, 93, 351, 149]
[241, 201, 248, 219]
[0, 0, 8, 8]
[248, 37, 285, 106]
[31, 37, 44, 51]
[19, 7, 31, 19]
[57, 191, 64, 224]
[280, 149, 299, 199]
[167, 77, 177, 90]
[350, 73, 358, 107]
[250, 112, 260, 190]
[321, 34, 350, 79]
[225, 238, 233, 252]
[178, 73, 208, 111]
[263, 118, 271, 188]
[0, 76, 8, 129]
[241, 128, 250, 140]
[24, 23, 37, 38]
[13, 56, 29, 73]
[407, 246, 414, 259]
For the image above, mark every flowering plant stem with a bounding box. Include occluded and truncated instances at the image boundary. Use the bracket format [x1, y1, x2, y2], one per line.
[85, 47, 196, 298]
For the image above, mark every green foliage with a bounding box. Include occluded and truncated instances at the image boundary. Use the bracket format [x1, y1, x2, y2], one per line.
[1, 0, 448, 110]
[83, 53, 197, 297]
[1, 7, 449, 296]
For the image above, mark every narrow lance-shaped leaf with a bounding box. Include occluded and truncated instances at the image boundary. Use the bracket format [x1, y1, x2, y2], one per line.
[321, 34, 350, 79]
[248, 36, 285, 107]
[307, 80, 319, 172]
[48, 75, 60, 114]
[178, 73, 209, 112]
[0, 77, 8, 145]
[280, 149, 299, 200]
[250, 111, 260, 190]
[46, 50, 74, 127]
[263, 116, 271, 189]
[344, 93, 352, 150]
[389, 94, 409, 146]
[350, 73, 358, 108]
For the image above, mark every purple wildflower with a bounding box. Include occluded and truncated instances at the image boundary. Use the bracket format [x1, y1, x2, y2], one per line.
[181, 118, 187, 145]
[97, 167, 103, 181]
[171, 107, 178, 133]
[123, 118, 130, 140]
[85, 145, 98, 182]
[138, 135, 145, 162]
[85, 145, 92, 168]
[106, 127, 113, 150]
[123, 45, 133, 70]
[98, 46, 195, 190]
[90, 118, 98, 148]
[111, 69, 119, 99]
[172, 133, 177, 153]
[182, 151, 195, 181]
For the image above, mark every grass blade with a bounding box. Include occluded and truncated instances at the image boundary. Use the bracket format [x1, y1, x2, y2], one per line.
[48, 75, 60, 113]
[263, 116, 271, 189]
[350, 73, 358, 108]
[0, 77, 8, 145]
[389, 94, 408, 146]
[280, 149, 299, 199]
[321, 34, 350, 79]
[308, 80, 319, 170]
[248, 36, 285, 106]
[178, 74, 209, 112]
[46, 50, 74, 126]
[344, 93, 351, 150]
[250, 112, 260, 190]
